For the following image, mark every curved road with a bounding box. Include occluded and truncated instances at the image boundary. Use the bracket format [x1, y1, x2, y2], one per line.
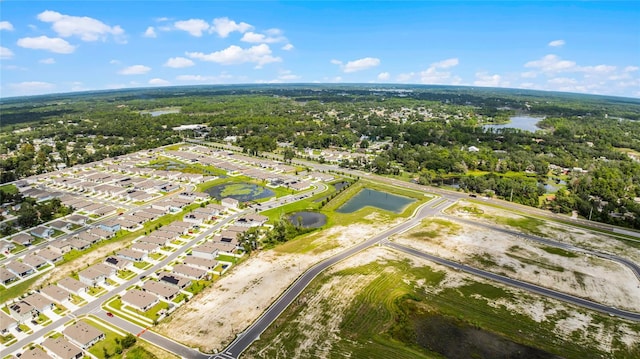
[215, 198, 452, 358]
[385, 241, 640, 322]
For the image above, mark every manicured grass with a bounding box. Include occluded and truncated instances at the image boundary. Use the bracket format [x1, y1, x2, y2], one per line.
[117, 269, 136, 280]
[216, 254, 238, 263]
[133, 261, 152, 270]
[84, 319, 125, 359]
[0, 333, 16, 345]
[0, 184, 18, 195]
[87, 286, 107, 296]
[185, 279, 213, 295]
[53, 303, 67, 315]
[69, 294, 86, 306]
[148, 252, 165, 260]
[0, 275, 40, 303]
[172, 293, 188, 303]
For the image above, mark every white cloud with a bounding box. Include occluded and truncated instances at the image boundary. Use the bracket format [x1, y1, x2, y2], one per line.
[277, 70, 300, 81]
[176, 73, 234, 82]
[143, 26, 157, 38]
[156, 17, 171, 22]
[281, 43, 294, 51]
[174, 19, 210, 37]
[241, 30, 286, 44]
[187, 44, 281, 68]
[332, 57, 380, 73]
[525, 54, 577, 73]
[624, 66, 639, 72]
[419, 58, 461, 84]
[474, 71, 509, 87]
[396, 72, 415, 82]
[9, 81, 55, 94]
[39, 58, 56, 64]
[548, 39, 565, 47]
[149, 78, 170, 86]
[109, 59, 121, 65]
[1, 46, 14, 59]
[377, 72, 390, 81]
[210, 17, 253, 37]
[520, 71, 537, 78]
[164, 57, 194, 68]
[118, 65, 151, 75]
[37, 10, 125, 42]
[431, 58, 459, 69]
[17, 36, 76, 54]
[0, 21, 14, 31]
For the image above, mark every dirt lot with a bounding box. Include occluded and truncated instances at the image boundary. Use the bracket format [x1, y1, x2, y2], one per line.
[155, 214, 403, 353]
[156, 202, 640, 354]
[392, 214, 640, 311]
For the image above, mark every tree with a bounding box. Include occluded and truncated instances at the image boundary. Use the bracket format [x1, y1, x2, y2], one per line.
[121, 333, 137, 349]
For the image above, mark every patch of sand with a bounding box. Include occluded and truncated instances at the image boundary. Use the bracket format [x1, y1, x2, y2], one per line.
[156, 219, 402, 353]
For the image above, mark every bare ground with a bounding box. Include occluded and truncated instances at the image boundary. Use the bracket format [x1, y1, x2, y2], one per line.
[155, 215, 403, 353]
[392, 215, 640, 312]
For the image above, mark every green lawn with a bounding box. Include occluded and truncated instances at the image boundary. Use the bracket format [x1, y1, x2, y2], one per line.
[133, 261, 152, 270]
[148, 252, 165, 260]
[117, 269, 136, 280]
[87, 286, 107, 297]
[84, 319, 126, 359]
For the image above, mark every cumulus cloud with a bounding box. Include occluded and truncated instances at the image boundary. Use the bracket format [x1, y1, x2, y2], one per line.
[118, 65, 151, 75]
[17, 36, 76, 54]
[164, 57, 194, 68]
[281, 43, 294, 51]
[525, 54, 577, 73]
[332, 57, 381, 73]
[377, 72, 390, 81]
[174, 19, 210, 37]
[624, 66, 639, 72]
[149, 78, 170, 86]
[37, 10, 125, 42]
[176, 73, 234, 82]
[548, 39, 565, 47]
[0, 21, 14, 31]
[1, 46, 14, 59]
[419, 58, 461, 84]
[10, 81, 55, 94]
[39, 58, 56, 64]
[473, 71, 509, 87]
[143, 26, 157, 38]
[211, 17, 253, 37]
[240, 31, 287, 46]
[187, 44, 281, 68]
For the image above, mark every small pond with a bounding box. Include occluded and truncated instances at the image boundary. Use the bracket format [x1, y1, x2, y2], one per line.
[333, 181, 350, 191]
[483, 115, 544, 132]
[205, 183, 274, 202]
[337, 188, 415, 214]
[288, 211, 327, 228]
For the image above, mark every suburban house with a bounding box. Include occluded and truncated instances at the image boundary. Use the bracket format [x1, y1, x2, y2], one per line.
[0, 267, 18, 285]
[138, 235, 170, 246]
[11, 233, 33, 246]
[142, 280, 180, 301]
[130, 241, 159, 253]
[1, 239, 15, 253]
[78, 266, 107, 286]
[42, 336, 83, 359]
[9, 300, 38, 322]
[49, 220, 72, 232]
[66, 238, 91, 251]
[75, 232, 101, 245]
[191, 242, 220, 260]
[99, 219, 121, 233]
[31, 226, 55, 239]
[21, 347, 53, 359]
[22, 292, 55, 313]
[89, 228, 114, 240]
[22, 253, 48, 270]
[0, 310, 17, 334]
[49, 240, 72, 253]
[121, 289, 159, 312]
[221, 197, 240, 209]
[104, 256, 132, 271]
[6, 260, 35, 277]
[117, 248, 147, 262]
[157, 271, 191, 288]
[183, 256, 218, 270]
[172, 264, 208, 280]
[40, 284, 71, 304]
[66, 214, 88, 225]
[63, 321, 105, 349]
[235, 213, 268, 227]
[58, 277, 88, 295]
[37, 248, 64, 263]
[183, 212, 208, 225]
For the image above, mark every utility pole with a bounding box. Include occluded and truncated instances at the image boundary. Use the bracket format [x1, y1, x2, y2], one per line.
[589, 207, 593, 221]
[509, 187, 514, 202]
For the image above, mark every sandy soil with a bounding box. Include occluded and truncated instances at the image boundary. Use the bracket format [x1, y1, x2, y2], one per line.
[155, 215, 403, 353]
[392, 215, 640, 311]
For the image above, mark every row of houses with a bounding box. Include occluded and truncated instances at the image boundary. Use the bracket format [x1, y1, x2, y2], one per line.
[0, 246, 64, 286]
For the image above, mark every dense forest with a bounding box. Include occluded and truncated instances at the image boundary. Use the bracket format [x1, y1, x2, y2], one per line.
[2, 84, 640, 228]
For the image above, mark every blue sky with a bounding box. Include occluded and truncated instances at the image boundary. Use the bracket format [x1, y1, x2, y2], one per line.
[1, 1, 638, 98]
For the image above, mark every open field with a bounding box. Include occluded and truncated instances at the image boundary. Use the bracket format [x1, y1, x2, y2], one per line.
[244, 246, 640, 359]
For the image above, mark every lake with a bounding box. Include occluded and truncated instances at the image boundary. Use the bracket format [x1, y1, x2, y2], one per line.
[288, 211, 327, 228]
[337, 188, 415, 214]
[205, 183, 274, 202]
[483, 116, 544, 132]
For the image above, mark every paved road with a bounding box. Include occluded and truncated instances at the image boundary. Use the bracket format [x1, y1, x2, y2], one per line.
[0, 209, 245, 358]
[384, 241, 640, 322]
[447, 215, 640, 282]
[213, 198, 453, 359]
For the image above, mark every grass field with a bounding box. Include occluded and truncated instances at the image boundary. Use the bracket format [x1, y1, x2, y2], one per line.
[245, 256, 640, 359]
